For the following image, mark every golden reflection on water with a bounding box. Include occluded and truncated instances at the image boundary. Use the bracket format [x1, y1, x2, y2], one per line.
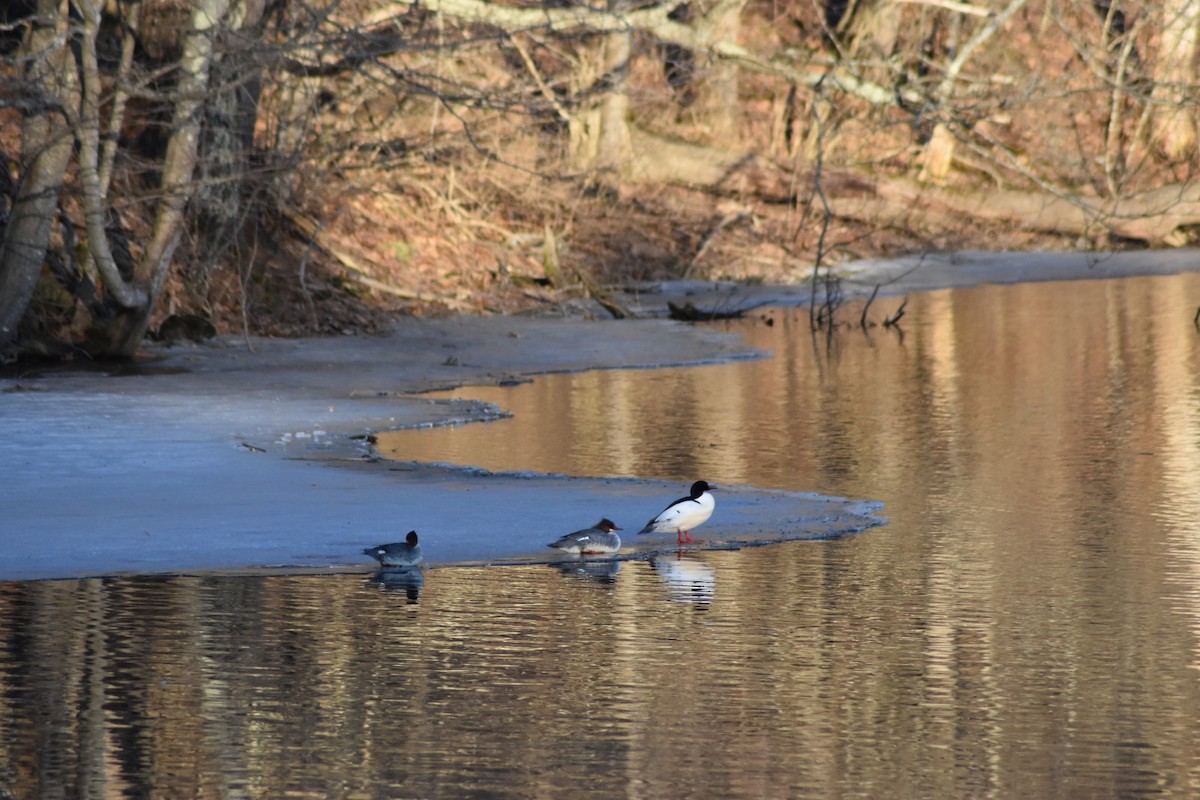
[375, 272, 1200, 794]
[0, 554, 883, 798]
[5, 273, 1200, 798]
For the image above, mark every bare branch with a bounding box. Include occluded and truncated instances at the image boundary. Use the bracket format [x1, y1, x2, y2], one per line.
[509, 33, 572, 125]
[937, 0, 1031, 99]
[891, 0, 992, 17]
[402, 0, 920, 107]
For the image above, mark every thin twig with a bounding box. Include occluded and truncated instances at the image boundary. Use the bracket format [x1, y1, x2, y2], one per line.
[240, 231, 258, 353]
[685, 213, 744, 279]
[883, 297, 907, 328]
[861, 284, 881, 328]
[297, 214, 328, 328]
[807, 85, 836, 333]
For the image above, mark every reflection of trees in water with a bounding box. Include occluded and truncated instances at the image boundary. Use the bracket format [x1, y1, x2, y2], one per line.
[5, 276, 1200, 796]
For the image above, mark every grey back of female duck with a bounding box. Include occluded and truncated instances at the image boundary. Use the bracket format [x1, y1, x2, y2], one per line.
[548, 518, 622, 555]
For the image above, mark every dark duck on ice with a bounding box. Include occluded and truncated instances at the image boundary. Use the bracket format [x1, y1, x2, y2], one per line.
[364, 530, 424, 568]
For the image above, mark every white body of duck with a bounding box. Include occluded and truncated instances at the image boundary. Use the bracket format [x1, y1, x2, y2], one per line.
[363, 530, 424, 568]
[639, 481, 716, 544]
[548, 518, 623, 555]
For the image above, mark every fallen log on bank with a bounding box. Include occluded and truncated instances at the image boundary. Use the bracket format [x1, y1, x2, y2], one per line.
[625, 126, 1200, 247]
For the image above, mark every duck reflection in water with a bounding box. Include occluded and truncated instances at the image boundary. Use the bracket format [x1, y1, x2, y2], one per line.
[651, 553, 716, 608]
[367, 566, 425, 602]
[364, 530, 425, 603]
[555, 558, 621, 584]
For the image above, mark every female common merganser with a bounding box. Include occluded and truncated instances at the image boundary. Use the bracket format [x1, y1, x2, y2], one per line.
[363, 530, 424, 568]
[639, 480, 716, 544]
[548, 518, 623, 555]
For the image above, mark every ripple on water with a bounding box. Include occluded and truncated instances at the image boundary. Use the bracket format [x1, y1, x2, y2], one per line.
[8, 274, 1200, 798]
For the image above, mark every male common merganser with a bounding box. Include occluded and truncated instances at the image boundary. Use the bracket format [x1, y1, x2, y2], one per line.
[639, 480, 716, 544]
[548, 518, 623, 555]
[363, 530, 424, 568]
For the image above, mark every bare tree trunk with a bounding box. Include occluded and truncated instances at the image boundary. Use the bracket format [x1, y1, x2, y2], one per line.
[1151, 0, 1200, 161]
[193, 0, 268, 281]
[568, 50, 602, 173]
[73, 0, 148, 310]
[103, 0, 233, 356]
[0, 0, 74, 353]
[595, 23, 631, 189]
[686, 0, 746, 141]
[845, 0, 903, 60]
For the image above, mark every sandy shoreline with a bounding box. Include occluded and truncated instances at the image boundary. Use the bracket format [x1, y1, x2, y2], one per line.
[4, 249, 1198, 581]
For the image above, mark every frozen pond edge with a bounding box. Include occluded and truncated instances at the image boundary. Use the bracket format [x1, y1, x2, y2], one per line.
[5, 249, 1199, 582]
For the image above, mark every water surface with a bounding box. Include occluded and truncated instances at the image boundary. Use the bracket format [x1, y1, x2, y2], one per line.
[4, 272, 1200, 798]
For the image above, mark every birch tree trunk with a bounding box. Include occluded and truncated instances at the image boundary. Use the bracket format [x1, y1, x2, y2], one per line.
[74, 0, 149, 310]
[102, 0, 233, 356]
[0, 0, 74, 354]
[1151, 0, 1200, 161]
